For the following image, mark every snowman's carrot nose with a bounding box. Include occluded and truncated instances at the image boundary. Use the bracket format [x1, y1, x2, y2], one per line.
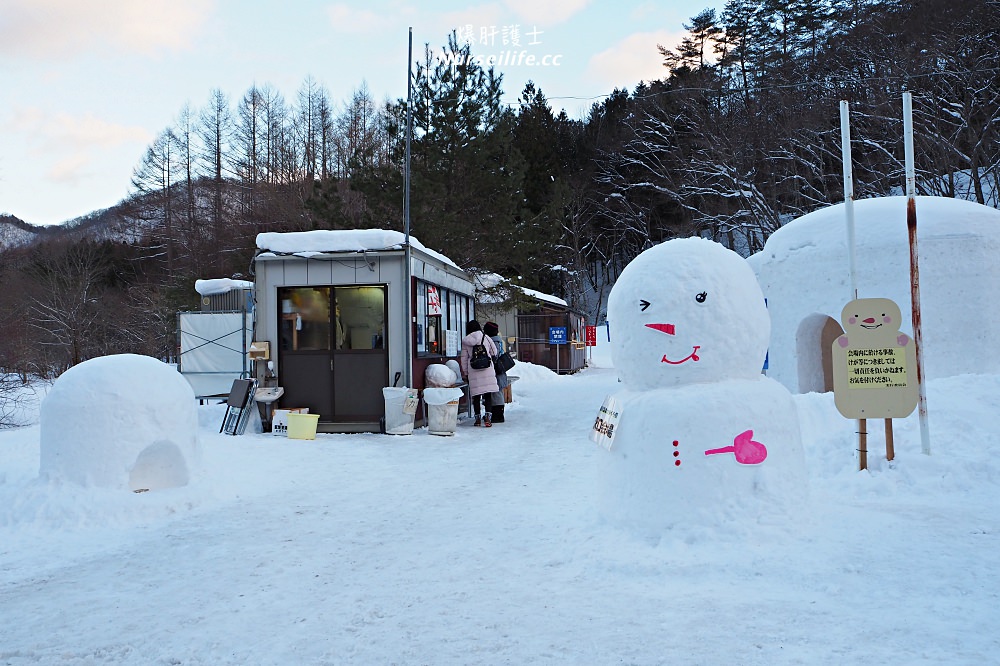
[645, 323, 675, 335]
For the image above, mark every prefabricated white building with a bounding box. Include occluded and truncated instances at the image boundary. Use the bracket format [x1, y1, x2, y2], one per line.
[749, 196, 1000, 395]
[252, 230, 476, 433]
[177, 279, 254, 400]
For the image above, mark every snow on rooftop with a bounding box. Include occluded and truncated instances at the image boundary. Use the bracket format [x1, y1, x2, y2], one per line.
[194, 278, 254, 296]
[474, 272, 567, 306]
[255, 229, 459, 269]
[521, 286, 567, 307]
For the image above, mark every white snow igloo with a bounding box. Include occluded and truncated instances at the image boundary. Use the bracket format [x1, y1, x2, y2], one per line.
[750, 196, 1000, 394]
[39, 354, 201, 492]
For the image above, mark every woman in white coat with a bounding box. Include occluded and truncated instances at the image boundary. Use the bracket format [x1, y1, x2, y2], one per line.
[460, 320, 500, 427]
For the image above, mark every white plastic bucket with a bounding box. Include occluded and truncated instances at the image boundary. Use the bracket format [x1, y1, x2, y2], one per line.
[423, 387, 464, 436]
[383, 387, 417, 435]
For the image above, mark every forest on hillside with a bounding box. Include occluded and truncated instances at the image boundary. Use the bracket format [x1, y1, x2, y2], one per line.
[0, 0, 997, 397]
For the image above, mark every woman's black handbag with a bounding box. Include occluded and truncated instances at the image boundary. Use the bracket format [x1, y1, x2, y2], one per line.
[493, 351, 516, 374]
[470, 333, 493, 370]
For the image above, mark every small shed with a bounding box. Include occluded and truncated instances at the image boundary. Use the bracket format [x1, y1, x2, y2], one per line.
[749, 196, 1000, 394]
[177, 278, 254, 400]
[253, 230, 476, 433]
[475, 274, 587, 375]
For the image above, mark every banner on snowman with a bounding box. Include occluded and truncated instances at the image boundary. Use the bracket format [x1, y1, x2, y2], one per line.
[590, 395, 622, 450]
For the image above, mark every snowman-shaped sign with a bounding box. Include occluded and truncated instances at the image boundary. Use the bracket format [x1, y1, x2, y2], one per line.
[831, 297, 918, 419]
[596, 238, 806, 533]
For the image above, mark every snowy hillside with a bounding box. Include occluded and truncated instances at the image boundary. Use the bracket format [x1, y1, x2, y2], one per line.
[0, 215, 38, 251]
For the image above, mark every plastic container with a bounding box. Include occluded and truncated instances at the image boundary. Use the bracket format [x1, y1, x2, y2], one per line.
[383, 387, 418, 435]
[287, 413, 320, 440]
[423, 387, 464, 436]
[272, 407, 308, 436]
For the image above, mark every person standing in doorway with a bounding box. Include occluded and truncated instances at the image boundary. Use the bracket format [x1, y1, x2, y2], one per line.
[483, 321, 509, 423]
[460, 320, 500, 427]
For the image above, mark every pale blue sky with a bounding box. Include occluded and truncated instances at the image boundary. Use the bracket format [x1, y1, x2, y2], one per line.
[1, 0, 714, 226]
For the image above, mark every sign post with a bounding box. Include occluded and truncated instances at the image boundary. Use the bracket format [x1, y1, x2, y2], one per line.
[903, 91, 932, 456]
[831, 298, 918, 470]
[585, 325, 597, 365]
[549, 326, 567, 374]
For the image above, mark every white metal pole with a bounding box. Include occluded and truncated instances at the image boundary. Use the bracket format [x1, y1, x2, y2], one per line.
[903, 92, 931, 455]
[403, 28, 414, 389]
[840, 100, 866, 464]
[840, 100, 859, 300]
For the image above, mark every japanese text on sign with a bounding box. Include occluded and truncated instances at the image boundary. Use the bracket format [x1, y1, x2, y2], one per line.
[846, 347, 909, 388]
[549, 326, 567, 345]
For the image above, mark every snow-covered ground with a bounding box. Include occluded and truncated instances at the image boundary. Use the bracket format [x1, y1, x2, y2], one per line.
[2, 336, 999, 664]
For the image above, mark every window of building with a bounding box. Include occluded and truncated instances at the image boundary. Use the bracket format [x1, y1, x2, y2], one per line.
[417, 280, 472, 357]
[416, 282, 427, 353]
[278, 285, 386, 352]
[278, 287, 331, 352]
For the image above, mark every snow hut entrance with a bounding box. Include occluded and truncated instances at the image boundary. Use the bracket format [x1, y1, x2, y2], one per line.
[795, 314, 843, 393]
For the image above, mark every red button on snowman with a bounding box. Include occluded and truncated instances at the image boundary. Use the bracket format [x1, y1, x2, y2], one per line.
[596, 238, 807, 533]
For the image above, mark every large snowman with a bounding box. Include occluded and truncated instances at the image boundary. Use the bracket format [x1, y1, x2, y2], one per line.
[598, 238, 806, 534]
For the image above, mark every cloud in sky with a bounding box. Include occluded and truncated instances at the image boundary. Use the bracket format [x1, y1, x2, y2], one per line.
[440, 6, 506, 35]
[10, 109, 151, 152]
[326, 3, 387, 34]
[502, 0, 590, 25]
[7, 108, 151, 187]
[322, 2, 591, 41]
[0, 0, 213, 59]
[47, 154, 92, 186]
[587, 30, 681, 91]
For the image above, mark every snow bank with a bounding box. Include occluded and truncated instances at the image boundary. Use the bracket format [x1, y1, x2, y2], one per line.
[38, 354, 200, 492]
[752, 196, 1000, 392]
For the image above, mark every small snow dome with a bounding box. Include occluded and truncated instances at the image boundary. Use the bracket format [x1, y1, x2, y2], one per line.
[608, 238, 770, 391]
[39, 354, 200, 492]
[425, 363, 458, 387]
[750, 196, 1000, 394]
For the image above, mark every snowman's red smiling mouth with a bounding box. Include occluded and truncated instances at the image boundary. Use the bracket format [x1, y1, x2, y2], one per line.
[645, 323, 701, 364]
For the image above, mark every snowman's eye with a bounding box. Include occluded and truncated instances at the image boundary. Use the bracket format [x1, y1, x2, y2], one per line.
[695, 292, 708, 303]
[639, 299, 650, 312]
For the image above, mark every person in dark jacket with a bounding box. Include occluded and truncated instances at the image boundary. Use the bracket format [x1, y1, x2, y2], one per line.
[483, 321, 509, 423]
